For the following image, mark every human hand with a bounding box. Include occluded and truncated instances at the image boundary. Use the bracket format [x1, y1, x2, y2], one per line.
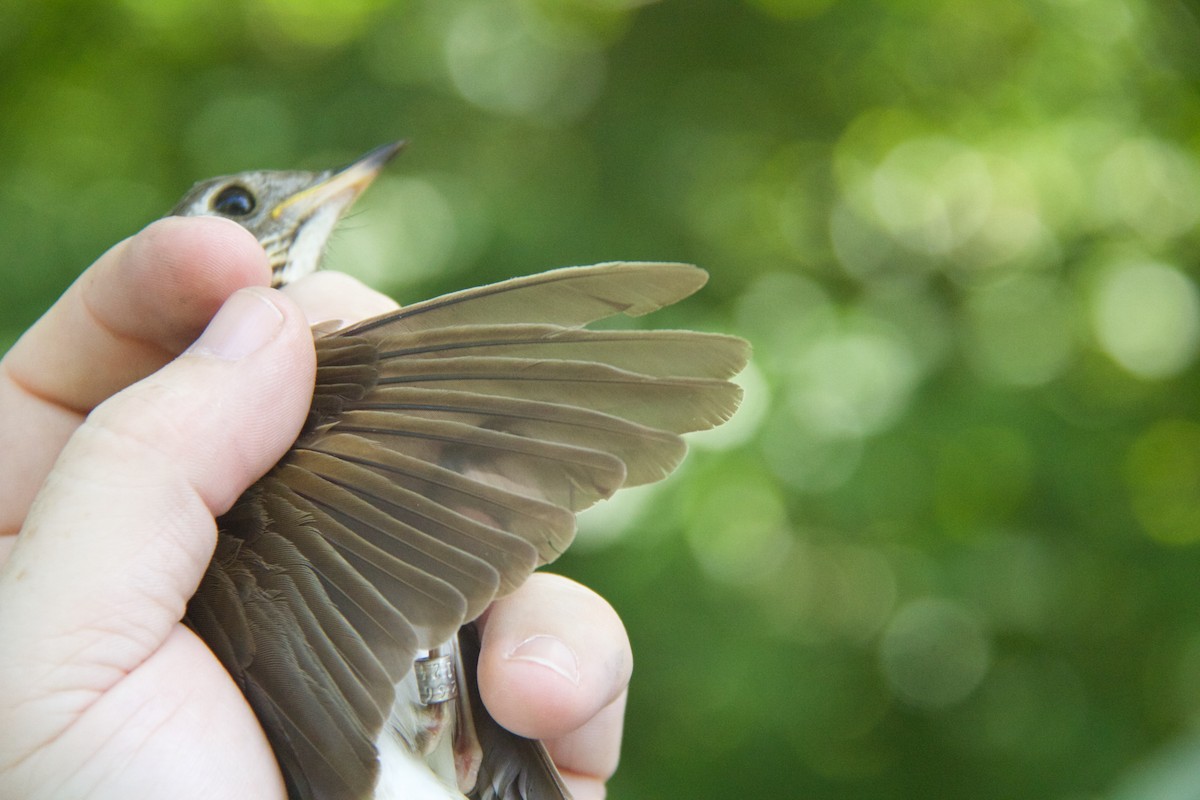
[0, 216, 630, 799]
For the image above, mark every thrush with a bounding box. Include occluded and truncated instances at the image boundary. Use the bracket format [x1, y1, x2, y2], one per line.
[169, 143, 748, 800]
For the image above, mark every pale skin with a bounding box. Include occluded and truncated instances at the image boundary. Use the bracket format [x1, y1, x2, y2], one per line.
[0, 216, 631, 800]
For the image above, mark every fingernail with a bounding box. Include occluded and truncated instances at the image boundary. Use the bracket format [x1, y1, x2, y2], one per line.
[505, 635, 581, 686]
[186, 289, 284, 360]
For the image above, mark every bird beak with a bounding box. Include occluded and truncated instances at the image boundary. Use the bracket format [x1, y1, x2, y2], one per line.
[270, 140, 406, 221]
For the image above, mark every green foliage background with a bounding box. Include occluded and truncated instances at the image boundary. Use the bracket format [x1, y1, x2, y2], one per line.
[6, 0, 1200, 797]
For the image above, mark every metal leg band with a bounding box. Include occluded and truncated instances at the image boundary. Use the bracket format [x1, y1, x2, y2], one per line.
[415, 654, 458, 705]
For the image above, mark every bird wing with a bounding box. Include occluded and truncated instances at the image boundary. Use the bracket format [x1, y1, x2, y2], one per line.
[456, 622, 571, 800]
[183, 262, 748, 800]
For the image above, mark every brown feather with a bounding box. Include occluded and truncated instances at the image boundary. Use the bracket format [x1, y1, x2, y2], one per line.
[372, 324, 748, 379]
[458, 623, 571, 800]
[183, 262, 748, 800]
[342, 262, 710, 335]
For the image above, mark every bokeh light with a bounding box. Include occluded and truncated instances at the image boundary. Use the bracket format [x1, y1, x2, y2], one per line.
[1090, 259, 1200, 380]
[879, 598, 991, 710]
[964, 272, 1075, 387]
[444, 2, 606, 121]
[870, 137, 992, 257]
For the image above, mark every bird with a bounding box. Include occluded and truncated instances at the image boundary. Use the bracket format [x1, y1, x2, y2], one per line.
[169, 142, 748, 800]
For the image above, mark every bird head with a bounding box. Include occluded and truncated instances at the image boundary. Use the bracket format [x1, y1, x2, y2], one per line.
[170, 141, 404, 287]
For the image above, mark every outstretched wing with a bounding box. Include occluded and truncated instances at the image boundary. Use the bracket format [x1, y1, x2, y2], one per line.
[184, 262, 748, 800]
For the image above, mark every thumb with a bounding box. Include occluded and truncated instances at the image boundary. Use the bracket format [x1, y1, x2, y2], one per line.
[0, 286, 314, 750]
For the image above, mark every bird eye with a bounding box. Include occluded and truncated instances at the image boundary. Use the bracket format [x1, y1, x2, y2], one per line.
[211, 185, 257, 217]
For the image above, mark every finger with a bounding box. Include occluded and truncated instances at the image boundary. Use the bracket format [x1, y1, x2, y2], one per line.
[476, 573, 631, 783]
[0, 216, 269, 532]
[280, 270, 399, 327]
[547, 692, 627, 800]
[0, 287, 314, 753]
[6, 215, 269, 411]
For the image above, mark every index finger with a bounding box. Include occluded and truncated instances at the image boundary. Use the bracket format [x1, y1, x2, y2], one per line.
[0, 216, 270, 532]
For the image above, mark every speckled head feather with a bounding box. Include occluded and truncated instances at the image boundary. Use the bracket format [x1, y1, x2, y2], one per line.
[170, 141, 404, 287]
